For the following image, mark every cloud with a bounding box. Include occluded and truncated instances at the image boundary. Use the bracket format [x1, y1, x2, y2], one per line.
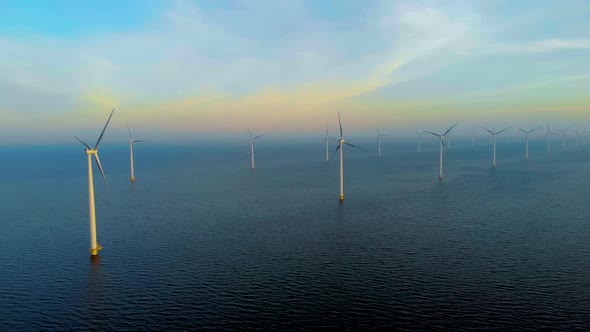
[1, 0, 589, 139]
[479, 39, 590, 54]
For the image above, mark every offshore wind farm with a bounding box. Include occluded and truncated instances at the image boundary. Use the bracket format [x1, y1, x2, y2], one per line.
[1, 0, 590, 331]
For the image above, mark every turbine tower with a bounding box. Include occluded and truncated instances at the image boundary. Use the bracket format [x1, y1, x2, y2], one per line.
[248, 131, 264, 169]
[424, 122, 459, 181]
[377, 129, 387, 159]
[555, 125, 572, 152]
[545, 123, 558, 158]
[573, 126, 582, 150]
[324, 128, 329, 162]
[128, 125, 145, 182]
[74, 108, 114, 257]
[329, 111, 366, 201]
[518, 127, 537, 160]
[415, 129, 423, 152]
[481, 125, 511, 168]
[470, 128, 477, 147]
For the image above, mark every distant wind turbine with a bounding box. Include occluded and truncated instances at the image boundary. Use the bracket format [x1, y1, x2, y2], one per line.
[329, 111, 367, 201]
[377, 129, 387, 159]
[323, 127, 331, 162]
[545, 123, 558, 158]
[470, 128, 477, 147]
[481, 126, 511, 168]
[555, 125, 572, 152]
[583, 128, 590, 145]
[518, 127, 537, 160]
[249, 131, 264, 169]
[74, 108, 114, 257]
[127, 125, 145, 182]
[415, 129, 424, 152]
[424, 122, 459, 181]
[573, 126, 582, 150]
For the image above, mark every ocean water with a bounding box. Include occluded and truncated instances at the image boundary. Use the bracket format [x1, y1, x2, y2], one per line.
[1, 138, 589, 330]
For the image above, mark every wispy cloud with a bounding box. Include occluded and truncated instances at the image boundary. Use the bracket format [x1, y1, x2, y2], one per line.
[0, 0, 589, 139]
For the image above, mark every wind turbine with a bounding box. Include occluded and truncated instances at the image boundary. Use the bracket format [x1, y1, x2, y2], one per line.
[469, 128, 477, 147]
[248, 131, 264, 169]
[545, 123, 558, 158]
[518, 127, 537, 160]
[423, 122, 459, 181]
[573, 126, 582, 150]
[377, 129, 387, 159]
[127, 125, 145, 182]
[555, 125, 572, 152]
[74, 108, 114, 257]
[583, 128, 590, 145]
[481, 125, 511, 168]
[415, 129, 424, 152]
[329, 111, 366, 201]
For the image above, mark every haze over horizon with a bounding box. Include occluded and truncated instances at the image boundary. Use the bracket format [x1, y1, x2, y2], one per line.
[1, 0, 589, 143]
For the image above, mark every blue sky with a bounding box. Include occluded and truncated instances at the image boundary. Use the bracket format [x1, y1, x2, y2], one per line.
[0, 0, 589, 143]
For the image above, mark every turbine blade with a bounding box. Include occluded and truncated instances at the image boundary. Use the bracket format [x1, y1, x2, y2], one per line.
[529, 128, 538, 134]
[254, 135, 264, 139]
[329, 137, 338, 142]
[133, 140, 145, 143]
[94, 108, 115, 149]
[443, 121, 459, 136]
[423, 130, 441, 137]
[480, 126, 494, 135]
[565, 124, 573, 132]
[74, 136, 91, 149]
[344, 142, 368, 152]
[94, 153, 111, 192]
[127, 124, 132, 140]
[519, 128, 526, 134]
[441, 137, 446, 151]
[248, 131, 253, 138]
[337, 110, 343, 139]
[496, 126, 512, 135]
[328, 144, 341, 161]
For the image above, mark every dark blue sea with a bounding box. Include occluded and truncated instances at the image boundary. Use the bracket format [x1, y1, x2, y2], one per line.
[1, 137, 589, 330]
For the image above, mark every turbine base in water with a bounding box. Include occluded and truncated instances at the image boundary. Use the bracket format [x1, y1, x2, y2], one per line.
[439, 176, 443, 181]
[339, 195, 344, 202]
[90, 244, 103, 256]
[130, 177, 135, 182]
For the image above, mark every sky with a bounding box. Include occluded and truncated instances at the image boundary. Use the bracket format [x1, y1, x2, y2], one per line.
[1, 0, 589, 143]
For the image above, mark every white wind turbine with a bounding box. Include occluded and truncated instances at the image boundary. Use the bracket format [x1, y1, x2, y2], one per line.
[329, 111, 366, 201]
[518, 127, 537, 160]
[544, 123, 558, 158]
[248, 131, 264, 169]
[573, 126, 582, 150]
[555, 125, 572, 152]
[377, 129, 387, 159]
[424, 122, 459, 181]
[74, 108, 114, 257]
[470, 128, 477, 147]
[127, 125, 145, 182]
[415, 129, 424, 152]
[481, 125, 511, 168]
[583, 128, 590, 145]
